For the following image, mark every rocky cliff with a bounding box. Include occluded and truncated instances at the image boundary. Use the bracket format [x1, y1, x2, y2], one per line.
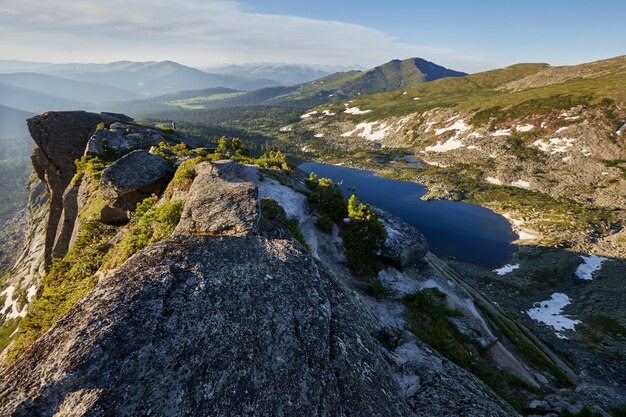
[0, 111, 603, 415]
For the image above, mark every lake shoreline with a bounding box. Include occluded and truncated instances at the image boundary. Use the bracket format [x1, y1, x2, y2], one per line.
[298, 161, 518, 269]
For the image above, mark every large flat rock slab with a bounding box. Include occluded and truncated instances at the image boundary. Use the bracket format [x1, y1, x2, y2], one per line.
[100, 150, 173, 201]
[175, 165, 259, 236]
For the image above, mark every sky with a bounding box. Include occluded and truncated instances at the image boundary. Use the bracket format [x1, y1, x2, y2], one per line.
[0, 0, 624, 73]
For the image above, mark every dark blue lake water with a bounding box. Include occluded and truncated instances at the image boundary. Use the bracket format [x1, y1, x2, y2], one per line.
[299, 162, 517, 268]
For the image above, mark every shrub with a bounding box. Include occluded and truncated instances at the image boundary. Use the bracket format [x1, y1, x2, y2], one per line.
[342, 195, 387, 279]
[506, 136, 542, 162]
[72, 155, 109, 185]
[305, 172, 346, 222]
[256, 150, 289, 170]
[403, 288, 472, 367]
[611, 405, 626, 417]
[315, 213, 334, 233]
[260, 198, 308, 248]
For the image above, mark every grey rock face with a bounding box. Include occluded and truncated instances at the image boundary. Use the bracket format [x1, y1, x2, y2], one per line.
[175, 162, 259, 236]
[99, 150, 173, 220]
[85, 122, 204, 159]
[0, 236, 414, 417]
[50, 184, 80, 260]
[194, 158, 242, 179]
[99, 150, 173, 200]
[27, 111, 130, 268]
[392, 332, 517, 416]
[377, 209, 429, 270]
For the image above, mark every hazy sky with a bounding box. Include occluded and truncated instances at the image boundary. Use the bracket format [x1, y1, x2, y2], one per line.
[1, 0, 624, 73]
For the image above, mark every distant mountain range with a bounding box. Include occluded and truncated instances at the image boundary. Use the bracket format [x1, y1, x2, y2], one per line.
[201, 64, 331, 86]
[0, 60, 281, 100]
[103, 57, 467, 116]
[0, 105, 34, 137]
[0, 57, 466, 130]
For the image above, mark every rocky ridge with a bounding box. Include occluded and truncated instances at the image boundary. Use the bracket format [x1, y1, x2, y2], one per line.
[0, 110, 614, 416]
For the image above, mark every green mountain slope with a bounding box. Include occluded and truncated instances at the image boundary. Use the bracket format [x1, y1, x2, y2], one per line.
[139, 57, 467, 112]
[293, 55, 626, 249]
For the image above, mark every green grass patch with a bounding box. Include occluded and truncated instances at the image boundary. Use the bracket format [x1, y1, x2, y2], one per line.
[102, 199, 184, 271]
[72, 155, 110, 185]
[585, 315, 626, 339]
[0, 318, 21, 353]
[6, 220, 117, 364]
[470, 94, 592, 127]
[164, 156, 204, 198]
[403, 288, 472, 366]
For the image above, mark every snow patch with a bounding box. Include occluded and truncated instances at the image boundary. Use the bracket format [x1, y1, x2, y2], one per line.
[575, 255, 609, 280]
[341, 122, 390, 141]
[617, 122, 626, 135]
[344, 107, 372, 115]
[491, 129, 511, 137]
[413, 97, 420, 100]
[485, 177, 502, 185]
[424, 160, 448, 168]
[516, 124, 534, 132]
[493, 264, 520, 276]
[279, 126, 292, 132]
[532, 138, 576, 154]
[26, 285, 37, 302]
[300, 111, 318, 119]
[425, 137, 464, 152]
[527, 293, 580, 339]
[314, 133, 324, 138]
[322, 110, 336, 116]
[555, 127, 569, 134]
[435, 119, 469, 136]
[511, 179, 530, 189]
[517, 231, 537, 240]
[503, 213, 537, 240]
[424, 121, 437, 133]
[0, 285, 28, 320]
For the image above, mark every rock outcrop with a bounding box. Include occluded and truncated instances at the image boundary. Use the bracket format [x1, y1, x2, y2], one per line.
[0, 235, 418, 416]
[99, 150, 173, 223]
[27, 111, 131, 267]
[0, 233, 517, 417]
[378, 210, 429, 270]
[85, 121, 201, 159]
[175, 161, 259, 236]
